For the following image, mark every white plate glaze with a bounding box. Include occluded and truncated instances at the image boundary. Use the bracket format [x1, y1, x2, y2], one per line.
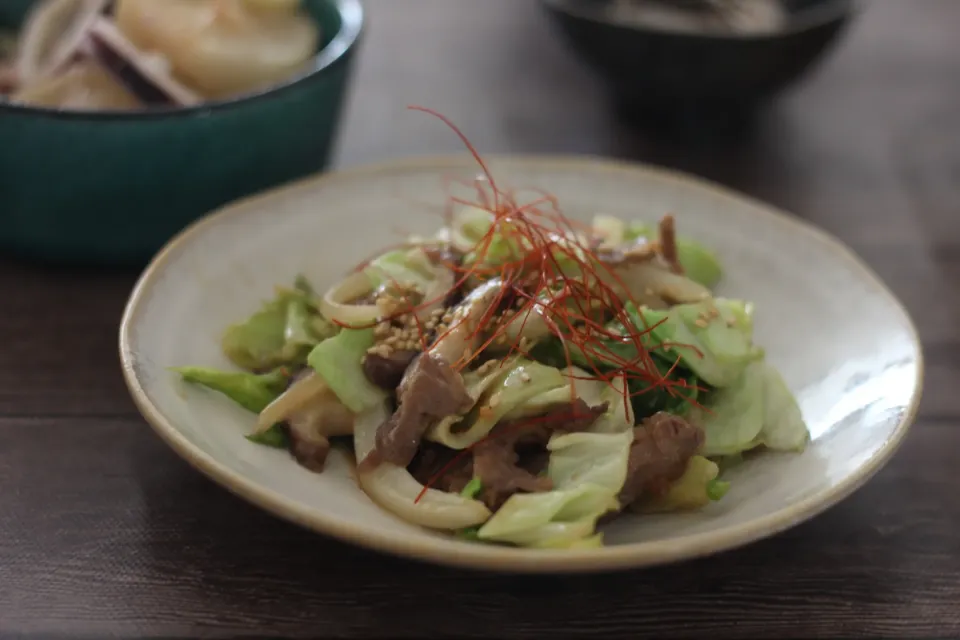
[119, 156, 923, 573]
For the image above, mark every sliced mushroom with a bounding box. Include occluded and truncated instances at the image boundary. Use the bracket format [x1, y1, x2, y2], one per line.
[429, 278, 503, 365]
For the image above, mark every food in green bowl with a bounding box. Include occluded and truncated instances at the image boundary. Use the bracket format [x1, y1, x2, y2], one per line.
[0, 0, 362, 265]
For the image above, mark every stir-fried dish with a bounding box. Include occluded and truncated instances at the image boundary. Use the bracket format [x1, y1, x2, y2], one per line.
[0, 0, 319, 109]
[174, 110, 809, 549]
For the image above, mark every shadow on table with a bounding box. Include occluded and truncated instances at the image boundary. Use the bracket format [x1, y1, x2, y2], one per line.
[128, 430, 905, 637]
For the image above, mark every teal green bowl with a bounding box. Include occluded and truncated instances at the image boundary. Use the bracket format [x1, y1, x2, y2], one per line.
[0, 0, 363, 265]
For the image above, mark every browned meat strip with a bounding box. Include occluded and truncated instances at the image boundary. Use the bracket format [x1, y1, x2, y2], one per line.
[362, 353, 473, 469]
[362, 350, 418, 391]
[289, 431, 331, 473]
[471, 399, 608, 510]
[617, 412, 704, 509]
[407, 442, 473, 494]
[406, 399, 608, 510]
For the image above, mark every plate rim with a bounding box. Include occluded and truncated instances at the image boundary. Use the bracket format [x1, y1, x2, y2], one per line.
[118, 154, 924, 573]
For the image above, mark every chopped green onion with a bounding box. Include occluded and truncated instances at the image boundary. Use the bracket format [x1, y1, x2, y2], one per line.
[460, 477, 483, 499]
[706, 479, 731, 501]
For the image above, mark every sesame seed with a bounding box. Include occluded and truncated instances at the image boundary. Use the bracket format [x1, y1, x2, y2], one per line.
[519, 372, 531, 383]
[488, 394, 501, 408]
[694, 319, 708, 328]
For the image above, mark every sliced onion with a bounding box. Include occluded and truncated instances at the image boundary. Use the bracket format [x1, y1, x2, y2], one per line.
[354, 404, 490, 530]
[10, 59, 141, 110]
[16, 0, 108, 85]
[257, 370, 328, 431]
[320, 270, 380, 327]
[115, 0, 319, 98]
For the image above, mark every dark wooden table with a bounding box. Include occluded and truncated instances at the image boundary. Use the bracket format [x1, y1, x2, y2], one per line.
[2, 1, 959, 637]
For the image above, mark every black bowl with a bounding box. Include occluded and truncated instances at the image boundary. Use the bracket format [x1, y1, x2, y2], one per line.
[542, 0, 855, 123]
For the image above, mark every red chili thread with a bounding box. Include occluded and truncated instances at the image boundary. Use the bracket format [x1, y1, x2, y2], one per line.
[338, 108, 704, 501]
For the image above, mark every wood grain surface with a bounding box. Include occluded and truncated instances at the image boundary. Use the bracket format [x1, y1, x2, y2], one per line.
[2, 0, 959, 637]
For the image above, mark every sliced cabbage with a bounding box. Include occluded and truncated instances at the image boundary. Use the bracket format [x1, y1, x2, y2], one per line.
[353, 403, 491, 530]
[628, 298, 762, 388]
[477, 429, 633, 547]
[622, 221, 723, 289]
[637, 455, 721, 513]
[431, 357, 518, 434]
[503, 368, 634, 434]
[592, 214, 627, 249]
[461, 216, 587, 277]
[172, 366, 288, 413]
[306, 328, 385, 413]
[366, 247, 435, 290]
[756, 362, 809, 452]
[321, 247, 453, 327]
[691, 360, 809, 456]
[367, 247, 455, 322]
[426, 359, 568, 449]
[222, 278, 334, 371]
[450, 205, 494, 252]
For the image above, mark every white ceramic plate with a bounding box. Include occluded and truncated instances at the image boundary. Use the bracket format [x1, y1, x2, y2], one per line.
[119, 156, 922, 573]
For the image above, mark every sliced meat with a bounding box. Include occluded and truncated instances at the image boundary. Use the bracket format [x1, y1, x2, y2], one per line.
[407, 441, 473, 494]
[289, 429, 331, 473]
[617, 412, 704, 509]
[362, 349, 418, 391]
[471, 398, 608, 510]
[363, 353, 473, 469]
